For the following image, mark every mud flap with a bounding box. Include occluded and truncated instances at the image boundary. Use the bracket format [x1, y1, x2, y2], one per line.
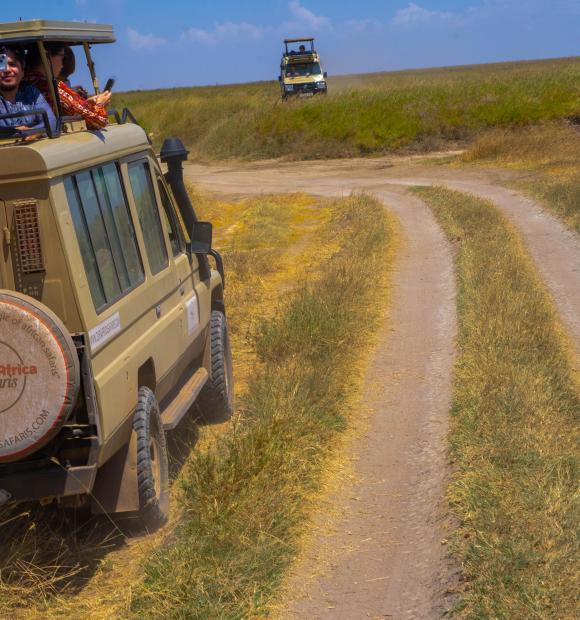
[90, 430, 139, 515]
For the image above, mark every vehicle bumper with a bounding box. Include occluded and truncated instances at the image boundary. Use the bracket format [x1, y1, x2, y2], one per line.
[283, 84, 327, 97]
[0, 464, 97, 505]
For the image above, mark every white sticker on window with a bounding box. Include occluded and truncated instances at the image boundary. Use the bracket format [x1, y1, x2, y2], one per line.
[89, 312, 121, 351]
[186, 295, 199, 335]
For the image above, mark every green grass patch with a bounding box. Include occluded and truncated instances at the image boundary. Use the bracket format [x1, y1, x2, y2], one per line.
[114, 57, 580, 161]
[127, 193, 394, 618]
[414, 187, 579, 619]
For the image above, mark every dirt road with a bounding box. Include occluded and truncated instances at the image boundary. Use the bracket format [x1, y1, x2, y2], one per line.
[184, 156, 580, 618]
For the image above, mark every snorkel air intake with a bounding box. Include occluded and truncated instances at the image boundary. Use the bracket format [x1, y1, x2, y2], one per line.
[160, 137, 198, 232]
[161, 137, 214, 282]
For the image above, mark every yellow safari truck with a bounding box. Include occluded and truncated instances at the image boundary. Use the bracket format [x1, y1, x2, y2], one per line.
[0, 20, 233, 529]
[279, 37, 328, 99]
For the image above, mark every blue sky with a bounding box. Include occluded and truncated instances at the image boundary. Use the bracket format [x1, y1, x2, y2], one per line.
[4, 1, 579, 91]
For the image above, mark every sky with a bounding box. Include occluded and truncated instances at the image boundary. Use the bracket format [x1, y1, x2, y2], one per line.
[3, 1, 579, 91]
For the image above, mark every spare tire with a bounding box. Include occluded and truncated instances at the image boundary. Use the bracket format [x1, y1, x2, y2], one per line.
[0, 291, 80, 463]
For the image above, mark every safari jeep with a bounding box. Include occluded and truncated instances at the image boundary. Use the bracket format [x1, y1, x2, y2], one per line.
[279, 37, 328, 100]
[0, 21, 233, 528]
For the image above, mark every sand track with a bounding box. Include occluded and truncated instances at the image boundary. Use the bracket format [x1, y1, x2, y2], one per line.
[183, 156, 580, 618]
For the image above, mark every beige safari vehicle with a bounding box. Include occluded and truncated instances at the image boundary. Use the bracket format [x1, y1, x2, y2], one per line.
[279, 37, 327, 99]
[0, 21, 233, 528]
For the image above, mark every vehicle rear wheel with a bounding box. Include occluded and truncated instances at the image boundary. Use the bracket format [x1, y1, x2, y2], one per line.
[133, 386, 169, 530]
[197, 310, 234, 424]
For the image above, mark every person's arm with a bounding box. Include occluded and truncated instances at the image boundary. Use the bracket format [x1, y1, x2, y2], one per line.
[57, 81, 107, 130]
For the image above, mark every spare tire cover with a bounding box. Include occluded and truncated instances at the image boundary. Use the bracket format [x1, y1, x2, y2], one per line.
[0, 291, 80, 462]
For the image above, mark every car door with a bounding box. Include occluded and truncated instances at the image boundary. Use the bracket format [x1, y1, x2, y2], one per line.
[124, 158, 186, 400]
[151, 166, 209, 367]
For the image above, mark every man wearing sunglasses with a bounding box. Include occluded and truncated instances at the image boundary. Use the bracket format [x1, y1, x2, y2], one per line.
[0, 46, 56, 134]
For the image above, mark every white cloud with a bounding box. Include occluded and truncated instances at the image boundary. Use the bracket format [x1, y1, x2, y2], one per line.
[182, 21, 268, 45]
[215, 21, 265, 40]
[181, 27, 218, 45]
[288, 1, 331, 30]
[392, 3, 456, 27]
[127, 27, 167, 50]
[346, 18, 382, 33]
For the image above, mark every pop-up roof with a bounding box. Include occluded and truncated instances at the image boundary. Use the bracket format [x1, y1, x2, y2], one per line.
[0, 20, 115, 45]
[0, 19, 116, 141]
[283, 37, 315, 56]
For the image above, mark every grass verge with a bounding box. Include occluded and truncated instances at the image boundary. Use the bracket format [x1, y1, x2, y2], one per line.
[0, 192, 335, 619]
[115, 57, 580, 160]
[461, 123, 580, 232]
[414, 187, 579, 619]
[128, 193, 395, 618]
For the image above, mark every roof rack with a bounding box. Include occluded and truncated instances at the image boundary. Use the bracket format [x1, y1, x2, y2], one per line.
[0, 106, 142, 144]
[283, 37, 314, 44]
[0, 20, 114, 45]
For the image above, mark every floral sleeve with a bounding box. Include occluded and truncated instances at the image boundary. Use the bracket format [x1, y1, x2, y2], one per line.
[58, 81, 107, 130]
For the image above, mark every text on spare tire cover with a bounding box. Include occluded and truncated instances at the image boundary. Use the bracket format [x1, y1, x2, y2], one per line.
[0, 303, 69, 458]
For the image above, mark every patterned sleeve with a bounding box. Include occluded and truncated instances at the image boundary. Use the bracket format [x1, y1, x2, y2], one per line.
[57, 81, 108, 130]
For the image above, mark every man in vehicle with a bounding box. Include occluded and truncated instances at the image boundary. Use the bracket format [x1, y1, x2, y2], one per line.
[0, 46, 56, 133]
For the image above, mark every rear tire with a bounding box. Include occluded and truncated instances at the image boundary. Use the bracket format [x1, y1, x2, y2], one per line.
[133, 386, 169, 530]
[197, 310, 234, 424]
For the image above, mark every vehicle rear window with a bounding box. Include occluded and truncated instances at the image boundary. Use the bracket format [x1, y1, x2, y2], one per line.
[64, 163, 144, 312]
[128, 161, 169, 275]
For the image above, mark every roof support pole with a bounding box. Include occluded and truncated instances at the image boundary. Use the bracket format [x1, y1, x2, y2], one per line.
[36, 42, 61, 117]
[83, 42, 99, 94]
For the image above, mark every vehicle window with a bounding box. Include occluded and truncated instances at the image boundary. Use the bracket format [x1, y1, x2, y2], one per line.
[285, 62, 321, 77]
[65, 164, 144, 311]
[157, 178, 184, 256]
[128, 161, 168, 275]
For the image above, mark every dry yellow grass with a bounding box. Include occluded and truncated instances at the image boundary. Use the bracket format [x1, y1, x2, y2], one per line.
[127, 193, 394, 618]
[0, 191, 394, 620]
[0, 191, 333, 619]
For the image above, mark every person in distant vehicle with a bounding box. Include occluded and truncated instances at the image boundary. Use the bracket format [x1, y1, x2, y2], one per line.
[298, 44, 306, 53]
[0, 46, 56, 133]
[26, 43, 111, 130]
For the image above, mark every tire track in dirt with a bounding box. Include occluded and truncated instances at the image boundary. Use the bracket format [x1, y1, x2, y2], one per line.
[186, 165, 459, 617]
[279, 187, 458, 619]
[185, 155, 580, 618]
[377, 176, 580, 368]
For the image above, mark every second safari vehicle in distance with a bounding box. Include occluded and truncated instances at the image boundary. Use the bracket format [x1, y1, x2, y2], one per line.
[279, 37, 327, 99]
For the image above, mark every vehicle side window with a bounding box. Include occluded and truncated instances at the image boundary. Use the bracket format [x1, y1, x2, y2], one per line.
[64, 164, 144, 312]
[157, 178, 184, 256]
[128, 161, 168, 275]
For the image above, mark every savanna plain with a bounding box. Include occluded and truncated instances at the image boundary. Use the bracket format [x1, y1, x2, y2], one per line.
[0, 56, 579, 619]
